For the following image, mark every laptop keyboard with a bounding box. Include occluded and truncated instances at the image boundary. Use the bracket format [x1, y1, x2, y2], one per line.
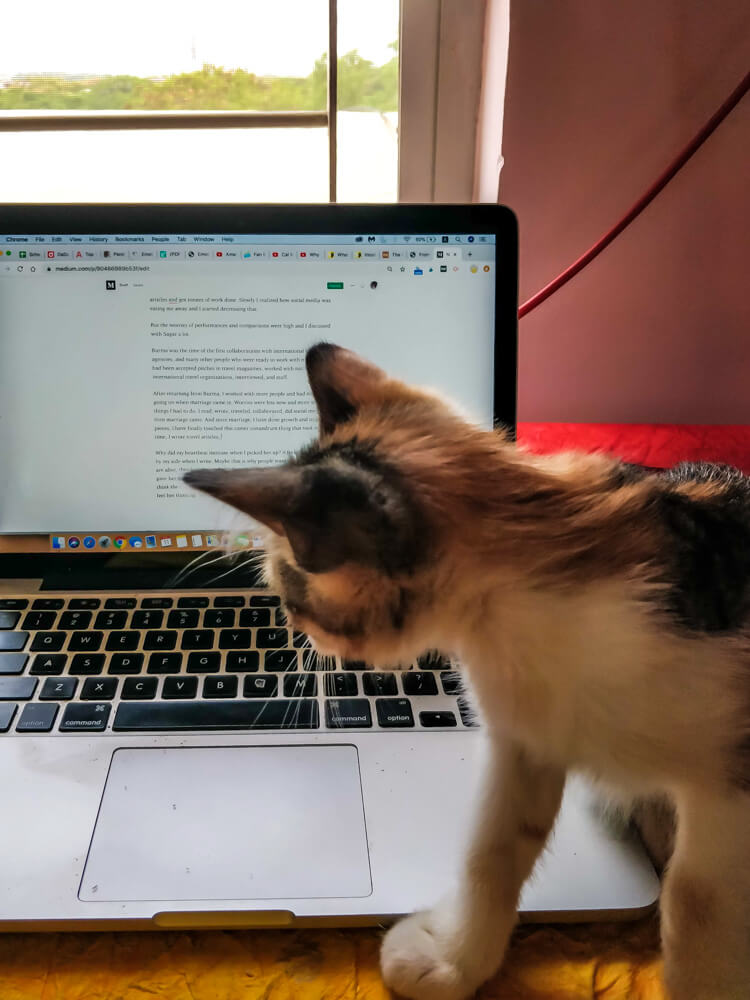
[0, 593, 477, 735]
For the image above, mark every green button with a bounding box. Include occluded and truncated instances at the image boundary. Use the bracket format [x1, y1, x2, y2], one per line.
[327, 281, 344, 290]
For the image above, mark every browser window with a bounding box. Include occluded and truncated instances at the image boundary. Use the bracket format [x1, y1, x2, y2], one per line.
[0, 233, 496, 544]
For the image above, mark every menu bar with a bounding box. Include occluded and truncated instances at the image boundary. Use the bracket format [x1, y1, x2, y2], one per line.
[1, 233, 495, 246]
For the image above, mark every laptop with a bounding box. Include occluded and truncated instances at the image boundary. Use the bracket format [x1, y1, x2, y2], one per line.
[0, 203, 657, 930]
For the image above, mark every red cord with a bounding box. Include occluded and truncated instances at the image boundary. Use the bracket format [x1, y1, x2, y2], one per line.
[518, 68, 750, 319]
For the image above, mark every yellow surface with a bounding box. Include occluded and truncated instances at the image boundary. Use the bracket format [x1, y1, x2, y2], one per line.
[0, 916, 667, 999]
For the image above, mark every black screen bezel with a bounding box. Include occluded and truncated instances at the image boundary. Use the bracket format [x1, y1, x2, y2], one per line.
[0, 202, 518, 588]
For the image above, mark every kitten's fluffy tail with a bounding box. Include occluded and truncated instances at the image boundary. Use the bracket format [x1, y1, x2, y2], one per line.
[595, 794, 676, 874]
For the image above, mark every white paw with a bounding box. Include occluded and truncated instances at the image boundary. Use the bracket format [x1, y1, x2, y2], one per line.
[380, 910, 483, 1000]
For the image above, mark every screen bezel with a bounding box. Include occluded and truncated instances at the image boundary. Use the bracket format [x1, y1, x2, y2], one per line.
[0, 202, 518, 587]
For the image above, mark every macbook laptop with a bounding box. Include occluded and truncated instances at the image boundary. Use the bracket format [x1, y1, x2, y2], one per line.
[0, 203, 657, 930]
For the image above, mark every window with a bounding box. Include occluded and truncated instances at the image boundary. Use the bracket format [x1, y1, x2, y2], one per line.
[0, 0, 398, 202]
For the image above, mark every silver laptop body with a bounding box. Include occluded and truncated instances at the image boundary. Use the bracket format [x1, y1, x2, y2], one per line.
[0, 204, 658, 930]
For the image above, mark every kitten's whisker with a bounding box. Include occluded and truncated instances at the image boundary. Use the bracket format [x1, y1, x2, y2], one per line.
[167, 549, 221, 588]
[201, 556, 260, 589]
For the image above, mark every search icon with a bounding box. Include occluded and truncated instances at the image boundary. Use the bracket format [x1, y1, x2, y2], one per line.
[386, 265, 393, 271]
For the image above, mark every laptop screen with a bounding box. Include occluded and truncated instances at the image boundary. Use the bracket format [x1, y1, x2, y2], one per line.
[0, 226, 498, 553]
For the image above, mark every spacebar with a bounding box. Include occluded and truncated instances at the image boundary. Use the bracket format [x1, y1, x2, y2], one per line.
[113, 699, 319, 731]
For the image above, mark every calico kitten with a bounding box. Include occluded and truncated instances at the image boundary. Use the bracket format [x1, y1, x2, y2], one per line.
[184, 343, 750, 1000]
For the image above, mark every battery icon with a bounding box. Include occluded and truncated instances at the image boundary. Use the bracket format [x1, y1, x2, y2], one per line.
[327, 281, 344, 289]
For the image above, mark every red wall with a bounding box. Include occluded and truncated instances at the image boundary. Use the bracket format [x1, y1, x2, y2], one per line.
[500, 0, 750, 426]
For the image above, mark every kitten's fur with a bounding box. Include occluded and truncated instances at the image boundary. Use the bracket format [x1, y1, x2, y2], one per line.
[185, 343, 750, 1000]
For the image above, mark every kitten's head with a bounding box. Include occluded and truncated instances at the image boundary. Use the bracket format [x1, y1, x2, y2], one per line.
[184, 343, 482, 664]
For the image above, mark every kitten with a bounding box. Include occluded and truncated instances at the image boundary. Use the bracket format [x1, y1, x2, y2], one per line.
[184, 343, 750, 1000]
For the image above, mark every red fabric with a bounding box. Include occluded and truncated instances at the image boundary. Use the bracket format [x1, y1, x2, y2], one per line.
[517, 423, 750, 475]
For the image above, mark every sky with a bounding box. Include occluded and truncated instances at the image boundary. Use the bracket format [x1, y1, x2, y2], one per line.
[0, 0, 399, 80]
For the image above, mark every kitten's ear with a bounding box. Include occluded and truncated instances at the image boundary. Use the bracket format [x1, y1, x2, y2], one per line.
[306, 342, 388, 435]
[182, 467, 301, 536]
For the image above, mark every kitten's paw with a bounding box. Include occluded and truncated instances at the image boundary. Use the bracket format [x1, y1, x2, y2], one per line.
[380, 910, 485, 1000]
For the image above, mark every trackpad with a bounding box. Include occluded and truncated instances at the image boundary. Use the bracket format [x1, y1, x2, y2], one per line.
[81, 746, 372, 902]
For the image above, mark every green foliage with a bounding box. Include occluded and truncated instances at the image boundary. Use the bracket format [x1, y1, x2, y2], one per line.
[0, 47, 398, 113]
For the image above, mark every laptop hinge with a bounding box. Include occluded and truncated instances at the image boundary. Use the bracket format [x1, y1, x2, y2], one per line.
[0, 578, 43, 594]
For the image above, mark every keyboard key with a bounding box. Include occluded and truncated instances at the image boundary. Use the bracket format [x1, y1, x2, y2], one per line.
[147, 653, 182, 674]
[104, 598, 137, 609]
[325, 698, 372, 728]
[324, 673, 358, 697]
[283, 674, 317, 698]
[418, 652, 451, 670]
[0, 654, 28, 675]
[59, 611, 92, 629]
[32, 599, 64, 611]
[122, 677, 158, 700]
[181, 629, 215, 650]
[69, 598, 100, 610]
[243, 675, 278, 697]
[162, 676, 198, 699]
[167, 610, 199, 629]
[249, 594, 280, 607]
[113, 699, 319, 731]
[292, 630, 309, 648]
[204, 609, 235, 628]
[143, 630, 177, 650]
[69, 631, 103, 652]
[59, 703, 111, 732]
[106, 631, 140, 651]
[239, 608, 271, 627]
[131, 610, 163, 629]
[0, 611, 22, 629]
[376, 698, 415, 728]
[20, 611, 56, 630]
[141, 597, 173, 609]
[203, 675, 238, 698]
[95, 611, 128, 630]
[17, 703, 58, 732]
[0, 703, 18, 731]
[341, 660, 369, 671]
[403, 672, 438, 696]
[30, 653, 67, 675]
[218, 629, 252, 649]
[40, 677, 78, 700]
[177, 596, 209, 608]
[441, 671, 462, 695]
[419, 711, 457, 728]
[81, 677, 118, 700]
[187, 652, 220, 673]
[108, 653, 144, 675]
[30, 632, 65, 652]
[274, 608, 287, 626]
[256, 628, 288, 649]
[457, 697, 478, 727]
[0, 631, 28, 652]
[213, 596, 245, 608]
[0, 599, 28, 610]
[225, 651, 259, 672]
[264, 649, 297, 672]
[0, 677, 37, 700]
[301, 650, 332, 671]
[362, 672, 397, 696]
[70, 654, 105, 675]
